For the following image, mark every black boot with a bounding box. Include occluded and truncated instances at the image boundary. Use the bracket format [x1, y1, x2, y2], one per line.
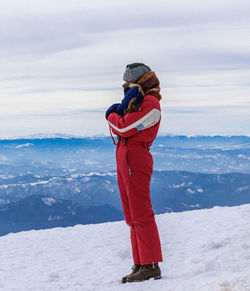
[126, 263, 161, 282]
[121, 264, 141, 283]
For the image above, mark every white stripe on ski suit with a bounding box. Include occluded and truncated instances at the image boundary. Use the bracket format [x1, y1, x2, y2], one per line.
[108, 108, 161, 133]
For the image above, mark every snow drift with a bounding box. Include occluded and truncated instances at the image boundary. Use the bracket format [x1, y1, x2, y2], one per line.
[0, 204, 249, 291]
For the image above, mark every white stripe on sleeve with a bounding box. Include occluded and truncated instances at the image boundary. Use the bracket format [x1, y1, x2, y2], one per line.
[108, 108, 161, 133]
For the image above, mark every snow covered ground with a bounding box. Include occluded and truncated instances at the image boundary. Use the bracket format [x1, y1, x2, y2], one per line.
[0, 204, 250, 291]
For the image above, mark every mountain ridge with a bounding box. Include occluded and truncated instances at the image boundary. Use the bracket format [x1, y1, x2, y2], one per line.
[0, 170, 249, 212]
[1, 133, 250, 140]
[0, 194, 123, 237]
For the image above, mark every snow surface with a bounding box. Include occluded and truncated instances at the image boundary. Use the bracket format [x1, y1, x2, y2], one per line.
[41, 197, 57, 206]
[15, 143, 34, 148]
[0, 204, 250, 291]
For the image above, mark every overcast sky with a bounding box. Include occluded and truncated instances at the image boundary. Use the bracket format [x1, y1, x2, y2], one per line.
[0, 0, 249, 138]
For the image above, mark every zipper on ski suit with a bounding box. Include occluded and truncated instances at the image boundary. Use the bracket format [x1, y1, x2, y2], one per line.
[126, 149, 132, 176]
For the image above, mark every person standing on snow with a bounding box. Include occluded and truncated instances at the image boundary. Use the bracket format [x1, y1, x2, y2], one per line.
[105, 63, 163, 283]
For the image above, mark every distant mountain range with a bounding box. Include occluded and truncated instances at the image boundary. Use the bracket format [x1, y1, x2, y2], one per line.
[0, 135, 249, 236]
[0, 170, 249, 212]
[0, 170, 249, 236]
[151, 171, 250, 213]
[0, 135, 249, 176]
[0, 195, 123, 236]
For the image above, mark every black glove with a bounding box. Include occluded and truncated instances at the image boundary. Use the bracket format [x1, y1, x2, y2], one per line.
[105, 103, 120, 119]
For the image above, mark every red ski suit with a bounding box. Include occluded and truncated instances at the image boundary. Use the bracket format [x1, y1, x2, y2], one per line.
[107, 94, 163, 265]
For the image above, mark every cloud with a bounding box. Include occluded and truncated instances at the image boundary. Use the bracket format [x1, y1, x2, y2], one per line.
[0, 105, 249, 139]
[0, 0, 249, 136]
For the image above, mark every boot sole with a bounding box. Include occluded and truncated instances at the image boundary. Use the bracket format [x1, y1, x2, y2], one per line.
[126, 275, 162, 282]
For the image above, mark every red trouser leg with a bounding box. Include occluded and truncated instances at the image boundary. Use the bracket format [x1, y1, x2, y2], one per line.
[116, 143, 163, 265]
[117, 171, 140, 264]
